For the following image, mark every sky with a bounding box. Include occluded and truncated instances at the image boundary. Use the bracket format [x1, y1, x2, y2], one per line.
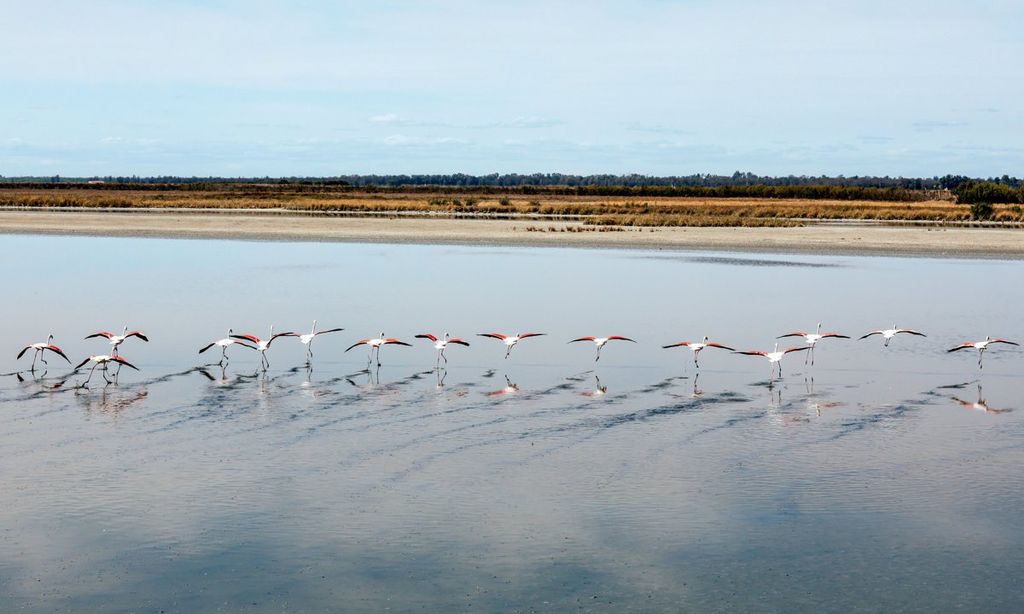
[1, 0, 1022, 178]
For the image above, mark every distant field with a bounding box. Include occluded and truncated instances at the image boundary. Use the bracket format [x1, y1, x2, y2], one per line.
[2, 184, 1022, 227]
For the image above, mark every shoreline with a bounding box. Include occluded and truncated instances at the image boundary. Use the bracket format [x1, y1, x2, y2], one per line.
[1, 209, 1023, 258]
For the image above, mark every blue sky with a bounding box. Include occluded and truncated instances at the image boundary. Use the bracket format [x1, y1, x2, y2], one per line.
[1, 0, 1021, 177]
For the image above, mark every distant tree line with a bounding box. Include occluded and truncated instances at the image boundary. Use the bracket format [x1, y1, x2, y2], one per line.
[1, 172, 1020, 190]
[952, 180, 1024, 205]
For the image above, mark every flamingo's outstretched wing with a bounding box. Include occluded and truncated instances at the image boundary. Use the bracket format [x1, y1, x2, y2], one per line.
[383, 339, 411, 347]
[111, 356, 140, 370]
[266, 332, 298, 347]
[607, 336, 636, 343]
[478, 333, 507, 340]
[776, 332, 807, 339]
[569, 336, 596, 343]
[705, 342, 735, 351]
[314, 328, 345, 337]
[858, 331, 883, 340]
[415, 334, 438, 342]
[447, 339, 470, 346]
[947, 343, 975, 353]
[345, 340, 370, 352]
[896, 329, 926, 337]
[734, 350, 767, 356]
[989, 338, 1019, 346]
[198, 342, 217, 354]
[783, 347, 811, 354]
[85, 332, 114, 340]
[518, 333, 545, 339]
[662, 341, 691, 349]
[126, 331, 149, 342]
[231, 334, 261, 344]
[44, 345, 71, 364]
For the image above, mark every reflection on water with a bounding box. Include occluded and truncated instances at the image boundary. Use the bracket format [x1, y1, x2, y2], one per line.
[1, 235, 1023, 611]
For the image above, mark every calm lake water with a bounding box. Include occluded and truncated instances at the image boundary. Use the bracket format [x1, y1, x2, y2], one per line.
[1, 234, 1023, 611]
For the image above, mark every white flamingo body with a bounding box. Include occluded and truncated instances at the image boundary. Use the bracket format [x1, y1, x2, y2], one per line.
[199, 329, 257, 365]
[569, 335, 635, 361]
[85, 326, 148, 355]
[73, 354, 139, 386]
[662, 336, 734, 368]
[298, 320, 345, 363]
[346, 332, 411, 365]
[478, 332, 545, 359]
[415, 332, 470, 366]
[947, 336, 1018, 369]
[16, 334, 71, 371]
[859, 324, 926, 347]
[777, 323, 849, 365]
[231, 325, 298, 369]
[735, 343, 809, 380]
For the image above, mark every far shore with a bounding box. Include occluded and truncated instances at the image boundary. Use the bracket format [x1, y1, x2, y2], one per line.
[1, 209, 1022, 258]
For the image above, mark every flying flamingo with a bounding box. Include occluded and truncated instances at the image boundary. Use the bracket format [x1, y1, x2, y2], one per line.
[662, 336, 735, 368]
[568, 335, 636, 361]
[16, 335, 71, 371]
[198, 330, 257, 365]
[231, 326, 298, 369]
[734, 343, 810, 380]
[776, 323, 850, 365]
[298, 320, 345, 363]
[858, 324, 926, 347]
[947, 336, 1018, 369]
[477, 332, 545, 359]
[345, 332, 411, 365]
[84, 326, 149, 356]
[415, 332, 470, 367]
[73, 355, 138, 387]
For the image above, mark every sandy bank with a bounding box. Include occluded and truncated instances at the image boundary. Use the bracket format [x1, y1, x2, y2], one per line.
[1, 210, 1022, 258]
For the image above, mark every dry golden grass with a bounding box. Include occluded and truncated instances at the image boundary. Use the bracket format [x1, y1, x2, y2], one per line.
[2, 186, 1022, 227]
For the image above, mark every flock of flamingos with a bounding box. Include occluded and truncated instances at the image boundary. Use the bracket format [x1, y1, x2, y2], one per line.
[12, 320, 1020, 388]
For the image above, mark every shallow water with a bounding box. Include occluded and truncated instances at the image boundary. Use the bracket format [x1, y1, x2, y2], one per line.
[1, 235, 1023, 611]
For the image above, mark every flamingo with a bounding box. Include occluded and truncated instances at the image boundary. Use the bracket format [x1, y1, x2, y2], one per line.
[415, 332, 470, 367]
[198, 330, 257, 365]
[734, 343, 810, 380]
[231, 326, 298, 369]
[84, 326, 148, 356]
[858, 324, 926, 347]
[345, 332, 411, 365]
[568, 335, 636, 362]
[477, 332, 545, 359]
[581, 375, 608, 398]
[297, 320, 345, 363]
[16, 335, 71, 371]
[662, 336, 735, 368]
[951, 383, 1011, 414]
[487, 375, 519, 397]
[947, 336, 1018, 369]
[73, 355, 138, 386]
[776, 323, 850, 365]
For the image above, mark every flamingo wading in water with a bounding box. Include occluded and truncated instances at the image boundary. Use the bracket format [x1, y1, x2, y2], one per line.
[415, 333, 470, 367]
[231, 326, 298, 369]
[858, 324, 926, 347]
[298, 320, 345, 363]
[477, 332, 545, 359]
[662, 336, 734, 368]
[734, 343, 810, 381]
[568, 335, 636, 362]
[73, 355, 139, 387]
[198, 330, 257, 366]
[947, 336, 1019, 369]
[84, 326, 148, 355]
[776, 323, 849, 365]
[345, 333, 412, 365]
[16, 335, 71, 371]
